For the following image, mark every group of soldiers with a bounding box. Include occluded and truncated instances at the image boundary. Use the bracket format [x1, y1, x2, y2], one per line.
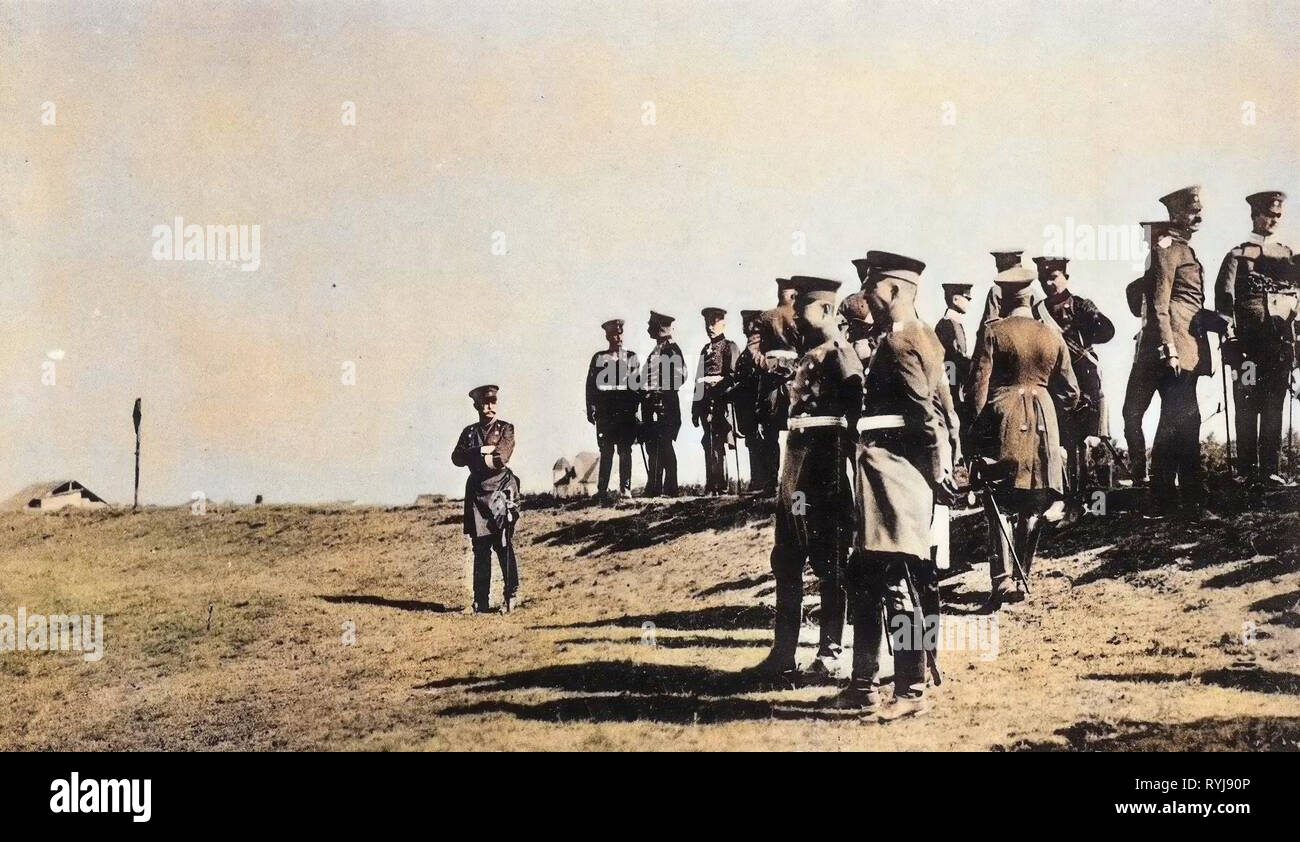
[452, 186, 1300, 718]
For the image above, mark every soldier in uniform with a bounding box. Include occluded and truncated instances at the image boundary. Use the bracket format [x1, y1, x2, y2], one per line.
[752, 278, 802, 496]
[1121, 186, 1214, 517]
[837, 290, 886, 371]
[585, 319, 641, 503]
[1216, 191, 1297, 488]
[728, 309, 766, 493]
[936, 282, 975, 461]
[751, 276, 863, 681]
[693, 307, 741, 495]
[640, 311, 687, 497]
[450, 385, 521, 613]
[835, 252, 959, 720]
[969, 268, 1079, 605]
[1036, 256, 1115, 490]
[977, 250, 1062, 335]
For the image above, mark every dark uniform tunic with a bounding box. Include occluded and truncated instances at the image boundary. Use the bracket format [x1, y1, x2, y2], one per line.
[767, 336, 863, 668]
[450, 419, 520, 609]
[693, 334, 740, 494]
[752, 305, 801, 494]
[935, 309, 973, 460]
[1043, 290, 1114, 489]
[1216, 235, 1296, 480]
[585, 347, 641, 495]
[1122, 231, 1212, 505]
[729, 326, 765, 490]
[641, 339, 687, 496]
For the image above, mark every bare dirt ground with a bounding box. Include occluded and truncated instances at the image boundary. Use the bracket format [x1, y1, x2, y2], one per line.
[1, 493, 1298, 751]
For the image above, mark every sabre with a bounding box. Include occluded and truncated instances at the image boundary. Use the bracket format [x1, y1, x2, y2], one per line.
[729, 404, 743, 496]
[982, 488, 1031, 596]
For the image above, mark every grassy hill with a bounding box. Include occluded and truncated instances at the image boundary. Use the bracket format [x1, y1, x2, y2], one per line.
[0, 494, 1297, 750]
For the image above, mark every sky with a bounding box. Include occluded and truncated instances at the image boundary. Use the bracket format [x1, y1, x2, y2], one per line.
[3, 1, 1300, 503]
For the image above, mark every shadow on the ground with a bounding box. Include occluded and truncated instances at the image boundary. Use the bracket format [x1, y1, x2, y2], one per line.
[533, 603, 776, 631]
[553, 634, 767, 649]
[531, 497, 775, 556]
[1250, 589, 1300, 628]
[318, 594, 458, 613]
[695, 572, 772, 599]
[1084, 667, 1300, 695]
[997, 715, 1300, 751]
[419, 660, 857, 724]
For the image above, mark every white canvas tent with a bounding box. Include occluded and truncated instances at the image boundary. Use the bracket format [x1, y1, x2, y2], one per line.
[3, 480, 108, 512]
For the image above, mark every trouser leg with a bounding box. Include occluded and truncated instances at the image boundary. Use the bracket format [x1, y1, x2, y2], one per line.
[848, 556, 884, 686]
[1234, 377, 1260, 479]
[768, 543, 804, 669]
[815, 563, 845, 657]
[1123, 359, 1159, 483]
[1163, 375, 1203, 506]
[984, 499, 1012, 584]
[471, 536, 493, 609]
[1260, 368, 1288, 476]
[662, 437, 678, 495]
[913, 561, 941, 678]
[645, 436, 662, 496]
[883, 558, 926, 698]
[494, 526, 518, 600]
[597, 438, 615, 495]
[617, 443, 633, 492]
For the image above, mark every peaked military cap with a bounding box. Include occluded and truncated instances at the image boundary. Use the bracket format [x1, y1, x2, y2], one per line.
[701, 307, 726, 320]
[789, 276, 842, 303]
[648, 310, 676, 327]
[775, 277, 797, 290]
[1032, 256, 1069, 274]
[857, 251, 926, 285]
[468, 384, 499, 403]
[1246, 191, 1286, 213]
[1159, 185, 1203, 214]
[740, 309, 762, 331]
[941, 282, 975, 298]
[838, 291, 871, 323]
[990, 250, 1025, 272]
[601, 318, 624, 332]
[993, 266, 1036, 287]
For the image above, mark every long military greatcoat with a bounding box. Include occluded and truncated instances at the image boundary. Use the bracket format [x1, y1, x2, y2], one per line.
[855, 320, 959, 561]
[450, 419, 519, 538]
[969, 314, 1080, 492]
[1137, 231, 1212, 377]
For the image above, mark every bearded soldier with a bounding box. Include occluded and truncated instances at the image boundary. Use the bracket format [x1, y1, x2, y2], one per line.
[1036, 257, 1115, 490]
[728, 310, 766, 493]
[1123, 186, 1215, 518]
[970, 267, 1079, 605]
[1216, 191, 1297, 488]
[693, 307, 741, 495]
[450, 385, 521, 613]
[936, 282, 975, 461]
[586, 319, 641, 503]
[641, 311, 687, 497]
[752, 278, 802, 496]
[835, 252, 959, 721]
[750, 276, 863, 681]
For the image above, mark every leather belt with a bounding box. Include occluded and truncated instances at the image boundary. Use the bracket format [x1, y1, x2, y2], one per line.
[856, 414, 906, 433]
[787, 415, 846, 430]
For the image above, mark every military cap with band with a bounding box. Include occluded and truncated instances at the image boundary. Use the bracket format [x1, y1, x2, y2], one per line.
[648, 310, 676, 326]
[601, 318, 624, 332]
[838, 291, 871, 323]
[856, 251, 926, 285]
[990, 250, 1025, 272]
[789, 276, 842, 302]
[941, 282, 975, 298]
[1246, 191, 1286, 213]
[775, 277, 797, 290]
[1032, 256, 1070, 274]
[993, 266, 1036, 288]
[468, 384, 499, 403]
[740, 309, 762, 330]
[701, 307, 727, 320]
[1158, 185, 1202, 214]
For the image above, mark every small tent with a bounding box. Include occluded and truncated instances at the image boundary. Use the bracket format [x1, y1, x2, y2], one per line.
[3, 480, 108, 512]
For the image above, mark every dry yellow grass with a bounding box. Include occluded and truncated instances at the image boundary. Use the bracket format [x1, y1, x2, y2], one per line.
[0, 496, 1297, 751]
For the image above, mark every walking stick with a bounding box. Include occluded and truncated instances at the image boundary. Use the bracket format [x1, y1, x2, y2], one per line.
[1220, 334, 1235, 476]
[729, 405, 743, 496]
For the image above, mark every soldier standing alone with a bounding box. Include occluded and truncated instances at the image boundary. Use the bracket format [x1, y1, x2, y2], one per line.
[1036, 256, 1115, 491]
[693, 307, 740, 495]
[641, 311, 687, 497]
[1216, 191, 1297, 488]
[450, 385, 521, 613]
[586, 319, 641, 503]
